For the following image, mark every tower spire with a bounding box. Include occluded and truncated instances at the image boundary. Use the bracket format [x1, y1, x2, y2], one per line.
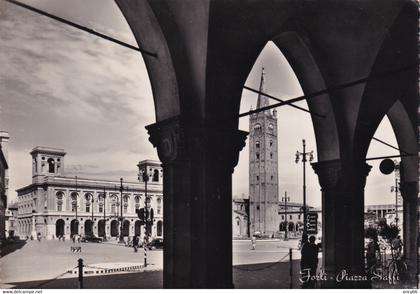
[256, 67, 269, 109]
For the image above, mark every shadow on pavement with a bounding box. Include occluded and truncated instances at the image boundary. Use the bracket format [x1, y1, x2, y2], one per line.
[9, 271, 163, 289]
[0, 240, 27, 258]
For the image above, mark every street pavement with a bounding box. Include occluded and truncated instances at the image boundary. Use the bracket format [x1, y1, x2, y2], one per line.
[1, 238, 408, 289]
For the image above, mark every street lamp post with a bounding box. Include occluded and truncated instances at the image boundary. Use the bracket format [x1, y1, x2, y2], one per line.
[142, 167, 150, 267]
[390, 161, 400, 229]
[118, 178, 125, 243]
[295, 139, 313, 242]
[282, 192, 290, 241]
[103, 186, 107, 241]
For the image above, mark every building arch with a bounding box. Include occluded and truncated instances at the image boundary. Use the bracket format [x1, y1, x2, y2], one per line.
[98, 219, 106, 238]
[122, 220, 130, 237]
[157, 220, 163, 237]
[135, 220, 142, 236]
[110, 220, 119, 237]
[70, 219, 79, 237]
[84, 220, 93, 236]
[55, 219, 65, 237]
[288, 222, 295, 232]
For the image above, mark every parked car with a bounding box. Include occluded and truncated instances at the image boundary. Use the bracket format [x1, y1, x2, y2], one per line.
[81, 234, 102, 243]
[146, 237, 164, 250]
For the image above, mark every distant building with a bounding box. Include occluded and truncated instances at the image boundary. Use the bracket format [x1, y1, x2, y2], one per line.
[249, 68, 279, 236]
[5, 202, 18, 238]
[0, 131, 9, 245]
[233, 196, 321, 238]
[364, 204, 403, 228]
[232, 198, 249, 237]
[16, 147, 163, 240]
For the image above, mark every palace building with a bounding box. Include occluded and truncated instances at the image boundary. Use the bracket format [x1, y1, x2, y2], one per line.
[16, 146, 163, 240]
[0, 131, 10, 245]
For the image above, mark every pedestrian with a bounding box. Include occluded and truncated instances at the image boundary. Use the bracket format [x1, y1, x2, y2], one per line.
[300, 235, 319, 289]
[391, 235, 402, 257]
[63, 235, 65, 242]
[251, 235, 256, 250]
[37, 233, 41, 242]
[133, 235, 139, 253]
[366, 236, 380, 277]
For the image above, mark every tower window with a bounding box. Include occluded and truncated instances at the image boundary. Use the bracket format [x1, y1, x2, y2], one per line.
[256, 176, 259, 181]
[270, 153, 273, 159]
[47, 158, 55, 173]
[255, 141, 260, 148]
[270, 140, 273, 147]
[256, 153, 260, 160]
[271, 175, 273, 181]
[153, 169, 159, 182]
[254, 124, 262, 134]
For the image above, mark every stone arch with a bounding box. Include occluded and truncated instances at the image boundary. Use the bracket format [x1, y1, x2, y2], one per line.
[110, 220, 119, 237]
[135, 220, 142, 237]
[84, 220, 93, 236]
[157, 220, 163, 237]
[98, 220, 106, 238]
[122, 220, 130, 237]
[115, 0, 181, 122]
[56, 219, 65, 237]
[288, 222, 295, 232]
[271, 32, 340, 162]
[70, 219, 79, 237]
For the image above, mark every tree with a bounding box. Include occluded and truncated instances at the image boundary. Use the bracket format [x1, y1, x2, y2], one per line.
[379, 224, 399, 242]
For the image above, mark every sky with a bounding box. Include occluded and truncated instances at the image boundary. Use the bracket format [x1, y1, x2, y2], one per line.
[0, 0, 400, 207]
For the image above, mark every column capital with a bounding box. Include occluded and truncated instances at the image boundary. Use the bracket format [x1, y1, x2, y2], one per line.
[312, 159, 372, 191]
[146, 116, 248, 171]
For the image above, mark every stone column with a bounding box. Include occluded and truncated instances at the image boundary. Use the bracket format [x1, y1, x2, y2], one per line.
[400, 181, 418, 286]
[312, 160, 371, 288]
[147, 117, 247, 288]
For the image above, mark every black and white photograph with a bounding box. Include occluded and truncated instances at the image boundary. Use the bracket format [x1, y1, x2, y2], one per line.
[0, 0, 418, 291]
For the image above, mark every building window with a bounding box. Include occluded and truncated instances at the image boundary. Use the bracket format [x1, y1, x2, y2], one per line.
[289, 215, 292, 220]
[281, 215, 284, 220]
[270, 140, 273, 147]
[56, 192, 64, 211]
[298, 214, 301, 220]
[71, 192, 78, 212]
[124, 205, 128, 214]
[47, 158, 55, 173]
[153, 169, 159, 182]
[256, 153, 260, 160]
[271, 175, 273, 181]
[86, 205, 90, 213]
[99, 205, 103, 213]
[256, 141, 260, 148]
[270, 153, 273, 159]
[256, 176, 259, 181]
[111, 204, 116, 214]
[254, 124, 262, 134]
[157, 198, 162, 215]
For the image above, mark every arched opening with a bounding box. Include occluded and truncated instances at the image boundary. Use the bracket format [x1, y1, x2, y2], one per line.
[98, 220, 106, 237]
[135, 220, 142, 236]
[55, 219, 65, 237]
[47, 158, 55, 173]
[152, 169, 159, 182]
[84, 220, 93, 236]
[288, 222, 295, 232]
[70, 219, 79, 237]
[157, 220, 163, 237]
[279, 221, 287, 232]
[122, 220, 130, 237]
[110, 220, 119, 237]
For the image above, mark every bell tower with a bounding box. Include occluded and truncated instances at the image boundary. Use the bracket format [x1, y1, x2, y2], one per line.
[30, 147, 66, 184]
[249, 68, 279, 236]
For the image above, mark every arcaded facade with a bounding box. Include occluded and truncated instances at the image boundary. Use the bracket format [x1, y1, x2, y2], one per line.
[16, 147, 163, 240]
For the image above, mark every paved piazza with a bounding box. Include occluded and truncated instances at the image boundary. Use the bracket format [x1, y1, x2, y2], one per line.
[0, 238, 311, 288]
